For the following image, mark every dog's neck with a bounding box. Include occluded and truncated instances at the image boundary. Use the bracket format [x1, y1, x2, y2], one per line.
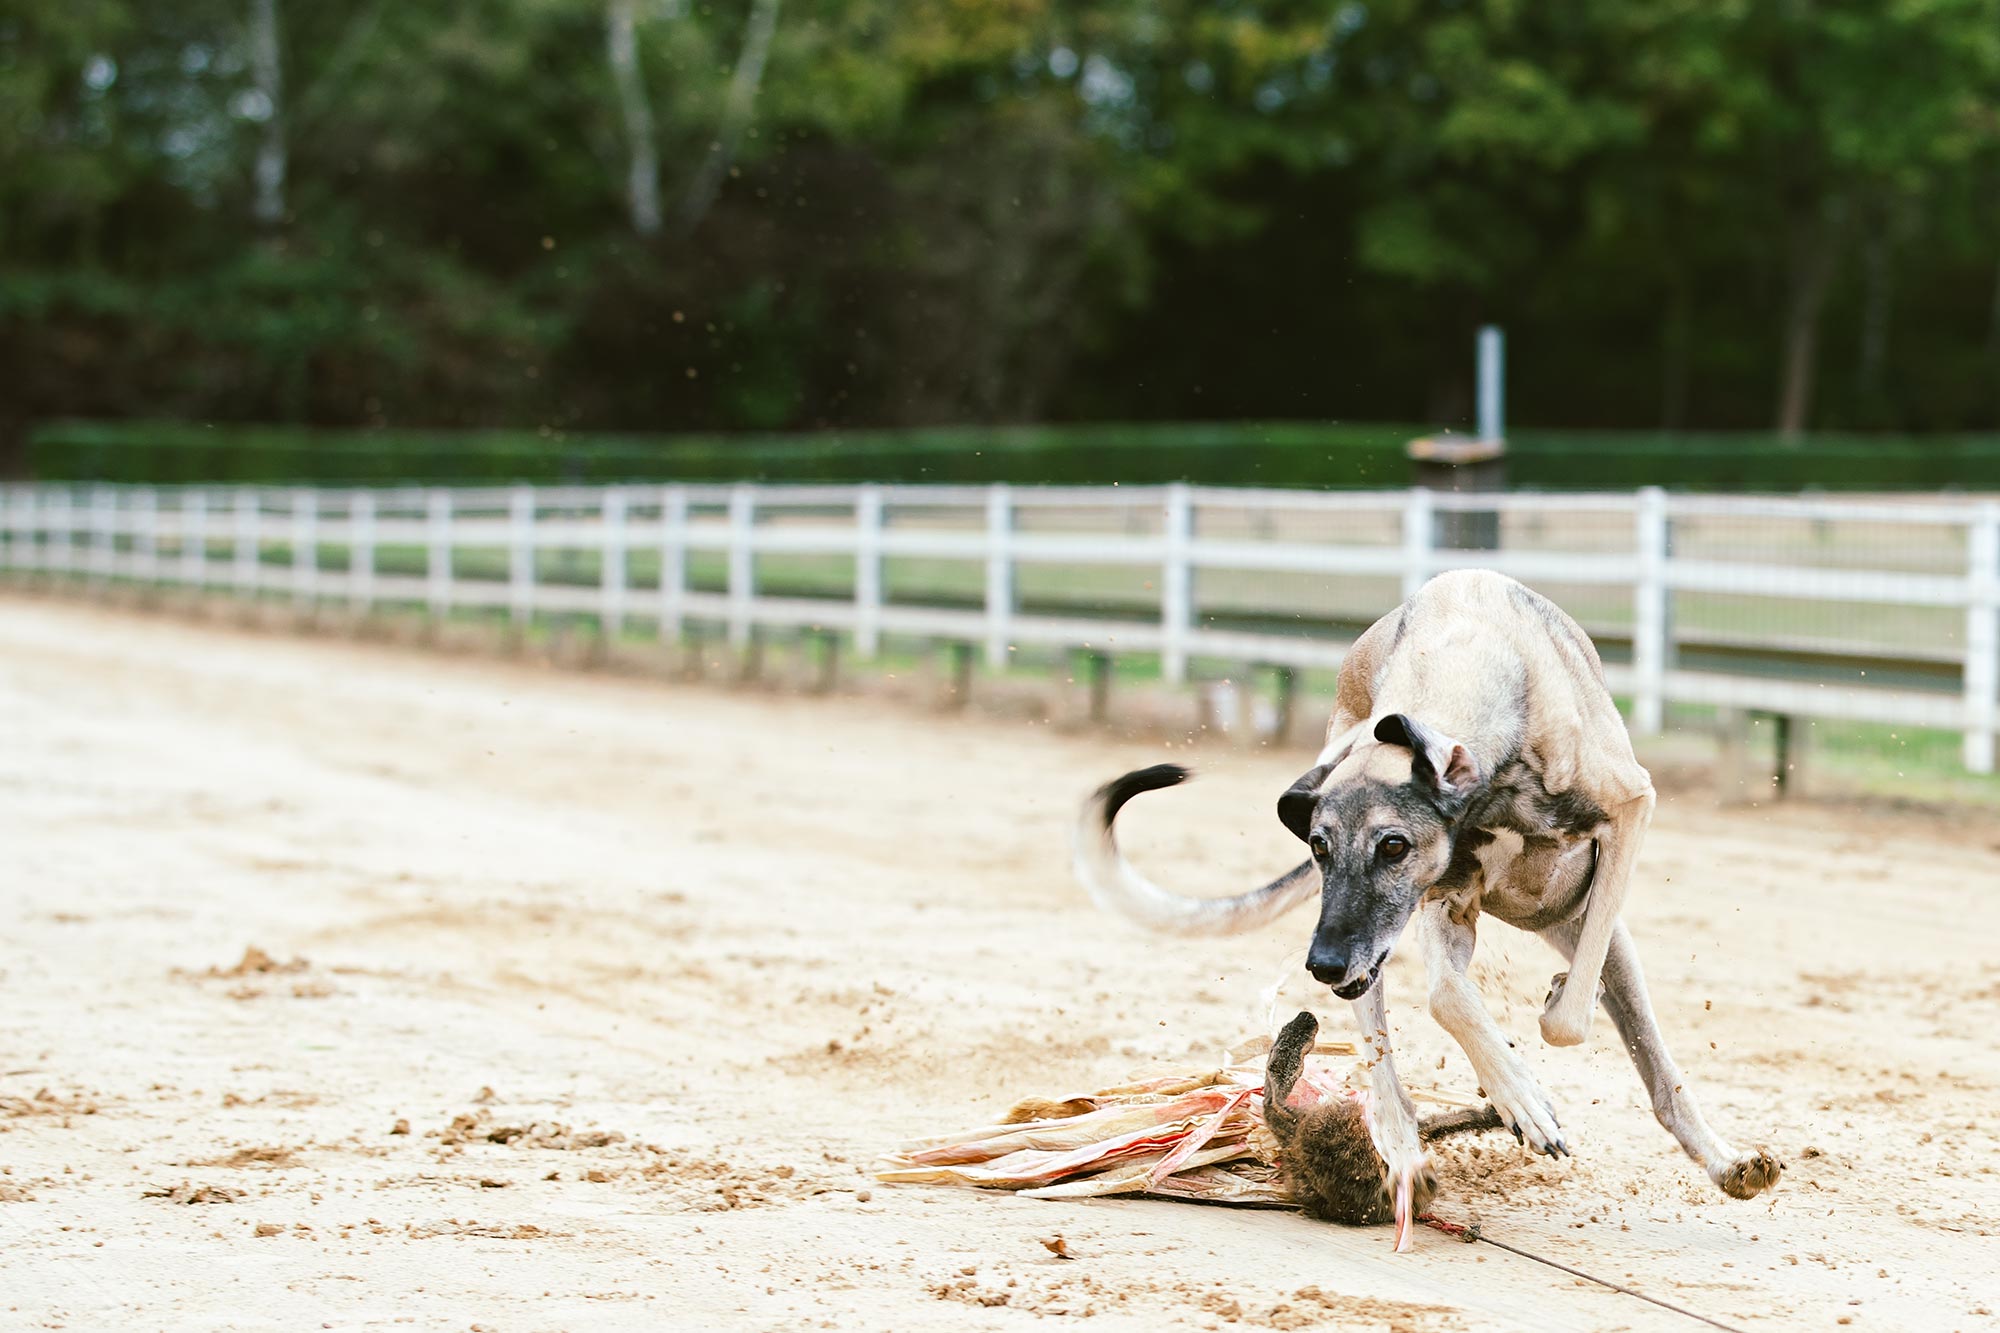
[1454, 750, 1608, 843]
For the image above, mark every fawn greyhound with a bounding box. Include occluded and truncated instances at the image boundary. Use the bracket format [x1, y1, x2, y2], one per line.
[1075, 569, 1780, 1227]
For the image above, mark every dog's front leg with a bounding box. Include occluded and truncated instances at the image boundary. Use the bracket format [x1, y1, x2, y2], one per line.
[1542, 915, 1782, 1199]
[1541, 789, 1655, 1046]
[1417, 901, 1567, 1156]
[1351, 975, 1432, 1248]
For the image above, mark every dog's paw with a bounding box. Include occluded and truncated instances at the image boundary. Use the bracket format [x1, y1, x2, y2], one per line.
[1718, 1149, 1783, 1200]
[1376, 1146, 1437, 1251]
[1539, 971, 1597, 1047]
[1480, 1061, 1568, 1158]
[1367, 1106, 1435, 1244]
[1374, 1154, 1439, 1215]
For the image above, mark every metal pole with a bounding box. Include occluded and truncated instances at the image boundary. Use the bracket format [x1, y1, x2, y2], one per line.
[1477, 325, 1505, 442]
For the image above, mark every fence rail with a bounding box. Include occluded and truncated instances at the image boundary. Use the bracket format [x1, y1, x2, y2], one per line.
[3, 481, 1996, 773]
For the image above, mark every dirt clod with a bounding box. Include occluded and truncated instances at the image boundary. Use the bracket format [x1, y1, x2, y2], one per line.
[209, 946, 308, 978]
[143, 1182, 243, 1205]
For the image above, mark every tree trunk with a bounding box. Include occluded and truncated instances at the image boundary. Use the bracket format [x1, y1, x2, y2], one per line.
[1857, 227, 1892, 416]
[1988, 257, 2000, 429]
[1659, 270, 1692, 430]
[679, 0, 781, 235]
[249, 0, 286, 227]
[1775, 208, 1841, 440]
[605, 0, 662, 237]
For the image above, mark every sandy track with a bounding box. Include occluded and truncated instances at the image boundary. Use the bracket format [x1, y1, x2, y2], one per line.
[1, 594, 1996, 1332]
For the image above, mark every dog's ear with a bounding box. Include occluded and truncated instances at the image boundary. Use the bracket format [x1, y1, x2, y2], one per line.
[1373, 713, 1480, 797]
[1276, 764, 1332, 842]
[1279, 722, 1364, 841]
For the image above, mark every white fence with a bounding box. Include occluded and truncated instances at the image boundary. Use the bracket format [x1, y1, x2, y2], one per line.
[3, 481, 1996, 772]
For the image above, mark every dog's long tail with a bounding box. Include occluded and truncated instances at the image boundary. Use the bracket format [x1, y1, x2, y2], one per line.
[1071, 764, 1316, 936]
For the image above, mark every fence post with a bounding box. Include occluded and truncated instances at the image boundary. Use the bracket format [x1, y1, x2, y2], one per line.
[601, 485, 628, 640]
[13, 487, 30, 573]
[51, 488, 75, 575]
[134, 487, 159, 583]
[183, 490, 207, 588]
[854, 484, 884, 660]
[12, 489, 31, 573]
[1633, 486, 1670, 736]
[508, 484, 536, 629]
[985, 484, 1014, 670]
[291, 487, 316, 610]
[6, 486, 24, 573]
[35, 488, 52, 574]
[427, 488, 453, 621]
[1965, 502, 2000, 775]
[6, 488, 27, 573]
[28, 488, 46, 573]
[1400, 488, 1433, 602]
[727, 483, 755, 650]
[350, 490, 375, 613]
[91, 486, 115, 584]
[1161, 482, 1194, 685]
[659, 484, 687, 642]
[20, 486, 37, 573]
[234, 487, 259, 595]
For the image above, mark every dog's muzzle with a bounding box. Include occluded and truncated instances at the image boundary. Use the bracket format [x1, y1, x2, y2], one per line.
[1308, 947, 1388, 1000]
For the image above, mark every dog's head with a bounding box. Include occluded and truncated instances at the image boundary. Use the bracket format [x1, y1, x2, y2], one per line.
[1278, 714, 1480, 999]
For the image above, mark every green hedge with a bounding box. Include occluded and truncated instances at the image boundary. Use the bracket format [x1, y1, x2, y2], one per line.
[25, 418, 2000, 491]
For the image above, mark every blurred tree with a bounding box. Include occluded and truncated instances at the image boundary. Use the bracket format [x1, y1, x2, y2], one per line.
[2, 0, 1997, 460]
[604, 0, 664, 236]
[1617, 0, 2000, 436]
[678, 0, 780, 234]
[247, 0, 285, 226]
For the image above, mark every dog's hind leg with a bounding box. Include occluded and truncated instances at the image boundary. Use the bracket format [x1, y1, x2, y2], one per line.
[1541, 915, 1782, 1199]
[1417, 900, 1566, 1157]
[1540, 790, 1654, 1046]
[1350, 975, 1433, 1246]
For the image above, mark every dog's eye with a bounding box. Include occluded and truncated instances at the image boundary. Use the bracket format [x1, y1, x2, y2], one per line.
[1308, 834, 1329, 859]
[1378, 835, 1410, 862]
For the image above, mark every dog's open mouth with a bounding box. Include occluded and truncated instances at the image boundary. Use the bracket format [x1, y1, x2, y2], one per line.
[1329, 971, 1377, 1001]
[1328, 951, 1389, 1001]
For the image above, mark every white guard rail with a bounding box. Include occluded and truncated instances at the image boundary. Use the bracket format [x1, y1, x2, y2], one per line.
[2, 481, 1995, 773]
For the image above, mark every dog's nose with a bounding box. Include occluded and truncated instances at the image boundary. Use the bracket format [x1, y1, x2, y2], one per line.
[1306, 945, 1354, 988]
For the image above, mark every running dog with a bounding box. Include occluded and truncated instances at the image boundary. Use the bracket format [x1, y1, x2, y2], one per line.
[1075, 569, 1780, 1220]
